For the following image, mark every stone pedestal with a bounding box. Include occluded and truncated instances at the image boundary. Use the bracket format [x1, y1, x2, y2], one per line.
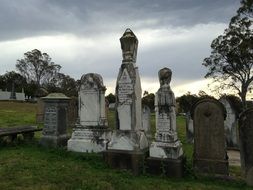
[68, 73, 110, 153]
[146, 156, 185, 177]
[103, 149, 148, 175]
[40, 93, 70, 148]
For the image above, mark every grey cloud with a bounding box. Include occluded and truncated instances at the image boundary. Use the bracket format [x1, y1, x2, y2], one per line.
[0, 0, 240, 42]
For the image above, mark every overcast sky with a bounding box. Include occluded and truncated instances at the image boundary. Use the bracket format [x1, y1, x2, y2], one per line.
[0, 0, 240, 96]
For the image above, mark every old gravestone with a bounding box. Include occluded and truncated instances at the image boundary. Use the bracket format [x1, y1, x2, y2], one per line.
[192, 98, 228, 175]
[147, 68, 184, 177]
[104, 29, 148, 174]
[142, 105, 152, 142]
[68, 73, 110, 153]
[186, 112, 194, 143]
[239, 108, 253, 186]
[219, 96, 241, 149]
[40, 93, 70, 147]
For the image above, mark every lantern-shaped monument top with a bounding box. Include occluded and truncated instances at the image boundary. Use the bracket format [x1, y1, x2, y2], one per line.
[120, 28, 138, 63]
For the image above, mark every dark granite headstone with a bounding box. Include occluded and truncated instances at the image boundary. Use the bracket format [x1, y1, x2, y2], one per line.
[40, 93, 70, 148]
[192, 98, 228, 175]
[239, 108, 253, 186]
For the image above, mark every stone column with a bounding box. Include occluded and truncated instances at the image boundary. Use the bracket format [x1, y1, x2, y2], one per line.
[68, 73, 110, 153]
[239, 108, 253, 187]
[40, 93, 70, 147]
[104, 28, 148, 175]
[147, 68, 184, 177]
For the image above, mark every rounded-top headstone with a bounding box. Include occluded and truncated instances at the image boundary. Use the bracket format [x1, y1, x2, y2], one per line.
[80, 73, 106, 91]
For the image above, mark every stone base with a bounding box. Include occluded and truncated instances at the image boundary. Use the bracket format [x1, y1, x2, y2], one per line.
[40, 134, 69, 148]
[194, 158, 229, 175]
[68, 139, 108, 153]
[149, 141, 183, 159]
[146, 156, 185, 178]
[67, 127, 111, 153]
[103, 149, 148, 175]
[107, 130, 149, 151]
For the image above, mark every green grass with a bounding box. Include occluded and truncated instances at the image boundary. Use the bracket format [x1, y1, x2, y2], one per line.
[0, 102, 251, 190]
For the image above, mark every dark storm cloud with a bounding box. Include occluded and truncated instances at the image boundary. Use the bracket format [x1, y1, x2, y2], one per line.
[0, 0, 239, 42]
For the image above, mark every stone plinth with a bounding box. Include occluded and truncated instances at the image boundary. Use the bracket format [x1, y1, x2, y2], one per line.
[40, 93, 70, 148]
[146, 156, 185, 177]
[239, 108, 253, 187]
[192, 98, 228, 175]
[68, 73, 110, 153]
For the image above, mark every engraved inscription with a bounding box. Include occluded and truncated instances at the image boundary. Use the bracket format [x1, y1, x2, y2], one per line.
[43, 106, 57, 135]
[157, 113, 170, 132]
[118, 69, 133, 104]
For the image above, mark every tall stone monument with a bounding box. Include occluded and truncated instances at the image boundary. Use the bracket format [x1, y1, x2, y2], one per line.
[239, 108, 253, 187]
[40, 93, 70, 147]
[192, 98, 228, 175]
[142, 105, 152, 142]
[147, 68, 184, 177]
[219, 96, 241, 149]
[104, 29, 148, 174]
[68, 73, 109, 153]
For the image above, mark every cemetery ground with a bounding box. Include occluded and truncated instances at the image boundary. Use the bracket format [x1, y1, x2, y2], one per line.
[0, 101, 251, 190]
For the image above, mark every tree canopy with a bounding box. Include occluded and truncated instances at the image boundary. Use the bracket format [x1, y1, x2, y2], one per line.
[203, 0, 253, 109]
[16, 49, 61, 87]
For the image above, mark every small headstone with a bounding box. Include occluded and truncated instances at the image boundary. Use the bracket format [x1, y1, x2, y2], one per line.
[67, 97, 78, 128]
[40, 93, 70, 147]
[219, 96, 240, 149]
[36, 98, 45, 123]
[192, 98, 228, 175]
[9, 82, 16, 100]
[68, 73, 110, 153]
[147, 68, 184, 177]
[239, 108, 253, 186]
[142, 105, 152, 141]
[104, 29, 148, 175]
[186, 112, 194, 143]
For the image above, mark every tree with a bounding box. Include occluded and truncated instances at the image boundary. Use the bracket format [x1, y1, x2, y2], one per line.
[46, 73, 78, 97]
[106, 93, 116, 104]
[203, 0, 253, 109]
[176, 92, 199, 113]
[0, 71, 27, 92]
[16, 49, 61, 87]
[142, 91, 155, 111]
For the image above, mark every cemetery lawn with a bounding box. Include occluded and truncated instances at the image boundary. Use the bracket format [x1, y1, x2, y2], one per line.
[0, 102, 250, 190]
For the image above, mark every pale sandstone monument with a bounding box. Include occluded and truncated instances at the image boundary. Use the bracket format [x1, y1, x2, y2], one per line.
[147, 68, 184, 177]
[192, 98, 228, 175]
[104, 29, 148, 174]
[219, 96, 241, 149]
[239, 108, 253, 187]
[68, 73, 110, 153]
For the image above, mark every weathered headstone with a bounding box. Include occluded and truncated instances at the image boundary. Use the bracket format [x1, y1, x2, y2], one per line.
[142, 105, 152, 141]
[219, 96, 241, 149]
[68, 73, 110, 153]
[67, 97, 78, 128]
[36, 98, 45, 123]
[239, 108, 253, 186]
[186, 112, 194, 143]
[40, 93, 70, 147]
[147, 68, 184, 177]
[192, 98, 228, 175]
[104, 29, 148, 175]
[9, 82, 16, 100]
